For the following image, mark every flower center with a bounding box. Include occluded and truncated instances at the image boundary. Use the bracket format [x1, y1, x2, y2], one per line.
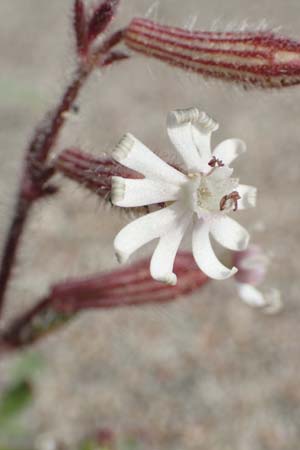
[188, 166, 239, 215]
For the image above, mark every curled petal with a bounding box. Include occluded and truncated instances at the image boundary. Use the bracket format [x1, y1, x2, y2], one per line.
[167, 108, 218, 172]
[236, 284, 282, 313]
[150, 212, 192, 285]
[236, 282, 266, 306]
[112, 133, 186, 185]
[237, 184, 257, 209]
[213, 139, 246, 166]
[111, 177, 181, 207]
[191, 111, 219, 172]
[192, 221, 237, 279]
[114, 203, 183, 263]
[210, 216, 249, 251]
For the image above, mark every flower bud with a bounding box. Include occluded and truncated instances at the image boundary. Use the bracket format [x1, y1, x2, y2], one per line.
[51, 251, 208, 312]
[73, 0, 88, 56]
[125, 18, 300, 88]
[88, 0, 120, 42]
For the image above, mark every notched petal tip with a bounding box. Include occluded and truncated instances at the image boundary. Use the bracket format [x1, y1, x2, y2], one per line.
[197, 111, 219, 134]
[112, 133, 135, 162]
[114, 233, 130, 264]
[203, 265, 238, 281]
[167, 107, 200, 128]
[221, 266, 238, 279]
[153, 272, 178, 286]
[167, 107, 219, 134]
[111, 176, 125, 204]
[115, 250, 129, 264]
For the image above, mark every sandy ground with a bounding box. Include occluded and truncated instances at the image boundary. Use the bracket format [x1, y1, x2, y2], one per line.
[0, 0, 300, 449]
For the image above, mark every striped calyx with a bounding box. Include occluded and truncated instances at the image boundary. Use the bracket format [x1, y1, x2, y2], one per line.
[124, 18, 300, 89]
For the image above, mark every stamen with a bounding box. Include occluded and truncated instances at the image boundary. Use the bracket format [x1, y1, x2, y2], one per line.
[220, 190, 241, 212]
[208, 156, 224, 168]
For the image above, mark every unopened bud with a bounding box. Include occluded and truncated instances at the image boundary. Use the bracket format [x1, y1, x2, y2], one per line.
[52, 251, 209, 312]
[88, 0, 120, 42]
[73, 0, 88, 56]
[125, 18, 300, 89]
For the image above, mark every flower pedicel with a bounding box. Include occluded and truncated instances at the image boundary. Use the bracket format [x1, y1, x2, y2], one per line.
[111, 107, 257, 285]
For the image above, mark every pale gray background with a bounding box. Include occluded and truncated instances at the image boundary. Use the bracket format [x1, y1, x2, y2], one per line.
[0, 1, 300, 449]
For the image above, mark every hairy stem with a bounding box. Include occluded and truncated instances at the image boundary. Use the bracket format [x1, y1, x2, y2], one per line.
[0, 198, 31, 316]
[0, 68, 89, 318]
[0, 29, 125, 318]
[29, 67, 89, 165]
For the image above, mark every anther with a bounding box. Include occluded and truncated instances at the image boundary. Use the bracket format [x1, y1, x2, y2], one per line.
[208, 156, 224, 168]
[220, 190, 241, 212]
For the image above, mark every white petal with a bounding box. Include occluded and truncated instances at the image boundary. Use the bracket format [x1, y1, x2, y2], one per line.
[150, 212, 192, 285]
[237, 284, 283, 313]
[191, 110, 219, 172]
[213, 138, 246, 166]
[210, 216, 250, 251]
[112, 133, 186, 185]
[111, 177, 181, 207]
[236, 283, 266, 306]
[237, 185, 257, 209]
[114, 203, 183, 263]
[167, 108, 218, 172]
[167, 118, 203, 172]
[192, 221, 237, 280]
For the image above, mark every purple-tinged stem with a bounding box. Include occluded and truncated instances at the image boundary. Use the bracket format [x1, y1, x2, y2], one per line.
[28, 68, 89, 166]
[124, 18, 300, 88]
[0, 197, 31, 318]
[0, 68, 89, 318]
[0, 28, 125, 318]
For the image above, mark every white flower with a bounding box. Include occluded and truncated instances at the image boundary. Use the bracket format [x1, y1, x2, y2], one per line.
[111, 107, 257, 285]
[233, 245, 283, 313]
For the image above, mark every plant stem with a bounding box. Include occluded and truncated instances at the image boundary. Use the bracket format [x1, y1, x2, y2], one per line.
[0, 197, 31, 316]
[0, 67, 89, 318]
[0, 28, 125, 318]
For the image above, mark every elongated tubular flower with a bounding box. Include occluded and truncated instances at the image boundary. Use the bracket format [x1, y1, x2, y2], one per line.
[52, 251, 208, 312]
[55, 148, 142, 198]
[0, 252, 207, 350]
[124, 18, 300, 89]
[111, 107, 257, 285]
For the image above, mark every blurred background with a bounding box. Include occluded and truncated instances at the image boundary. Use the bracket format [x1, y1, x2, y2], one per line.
[0, 0, 300, 449]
